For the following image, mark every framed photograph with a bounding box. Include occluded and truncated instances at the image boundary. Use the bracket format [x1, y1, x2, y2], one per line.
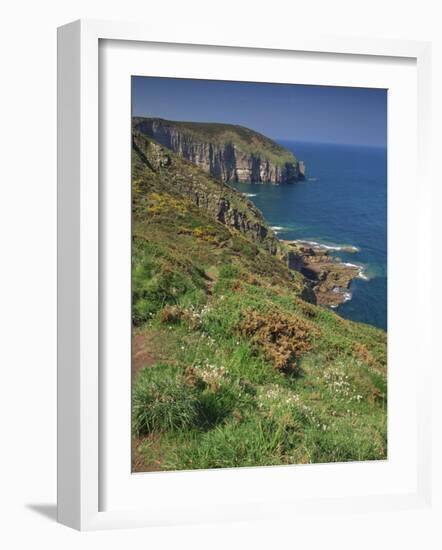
[57, 20, 434, 531]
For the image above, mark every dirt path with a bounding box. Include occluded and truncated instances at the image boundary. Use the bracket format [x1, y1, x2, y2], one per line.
[132, 330, 162, 380]
[205, 265, 219, 303]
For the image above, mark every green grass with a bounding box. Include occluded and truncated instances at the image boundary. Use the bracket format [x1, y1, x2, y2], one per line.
[133, 329, 387, 469]
[133, 293, 387, 470]
[133, 365, 199, 435]
[131, 131, 387, 472]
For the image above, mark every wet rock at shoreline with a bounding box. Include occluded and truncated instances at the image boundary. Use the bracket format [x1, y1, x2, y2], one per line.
[284, 240, 362, 308]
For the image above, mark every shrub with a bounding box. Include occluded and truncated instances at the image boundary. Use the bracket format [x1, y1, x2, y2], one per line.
[132, 365, 198, 435]
[240, 309, 319, 373]
[353, 343, 379, 368]
[146, 192, 191, 217]
[160, 304, 185, 324]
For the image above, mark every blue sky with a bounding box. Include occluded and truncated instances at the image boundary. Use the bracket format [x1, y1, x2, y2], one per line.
[132, 77, 387, 147]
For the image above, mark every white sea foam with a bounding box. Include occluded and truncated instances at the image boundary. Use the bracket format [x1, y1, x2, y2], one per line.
[243, 193, 257, 197]
[323, 244, 359, 252]
[357, 269, 369, 281]
[296, 240, 320, 247]
[271, 226, 284, 231]
[288, 238, 369, 283]
[332, 288, 352, 300]
[342, 262, 370, 281]
[294, 240, 359, 253]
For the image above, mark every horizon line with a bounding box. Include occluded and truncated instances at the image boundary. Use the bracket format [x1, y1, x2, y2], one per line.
[132, 115, 386, 149]
[274, 138, 387, 149]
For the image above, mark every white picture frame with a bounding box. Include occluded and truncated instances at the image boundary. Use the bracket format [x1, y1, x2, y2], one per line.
[57, 19, 435, 531]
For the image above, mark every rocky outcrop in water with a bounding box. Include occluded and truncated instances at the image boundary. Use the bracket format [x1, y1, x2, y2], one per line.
[134, 117, 305, 184]
[285, 240, 362, 308]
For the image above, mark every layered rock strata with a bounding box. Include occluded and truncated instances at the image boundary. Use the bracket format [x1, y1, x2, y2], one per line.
[134, 117, 305, 184]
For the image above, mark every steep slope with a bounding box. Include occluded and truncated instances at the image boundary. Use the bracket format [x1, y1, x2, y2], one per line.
[133, 117, 305, 184]
[133, 128, 283, 255]
[131, 130, 387, 472]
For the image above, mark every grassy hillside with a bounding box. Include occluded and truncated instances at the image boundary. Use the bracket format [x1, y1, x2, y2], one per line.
[131, 132, 387, 471]
[133, 117, 297, 167]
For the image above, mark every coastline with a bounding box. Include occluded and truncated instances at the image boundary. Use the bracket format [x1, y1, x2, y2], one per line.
[281, 238, 368, 309]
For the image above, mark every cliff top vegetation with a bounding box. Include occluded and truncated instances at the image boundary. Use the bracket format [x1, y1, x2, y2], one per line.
[131, 130, 387, 472]
[133, 117, 297, 167]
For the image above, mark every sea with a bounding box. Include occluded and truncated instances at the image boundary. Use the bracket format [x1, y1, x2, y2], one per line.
[230, 141, 387, 331]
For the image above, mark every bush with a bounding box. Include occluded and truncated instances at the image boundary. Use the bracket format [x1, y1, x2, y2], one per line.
[160, 304, 185, 324]
[132, 365, 198, 435]
[240, 309, 319, 373]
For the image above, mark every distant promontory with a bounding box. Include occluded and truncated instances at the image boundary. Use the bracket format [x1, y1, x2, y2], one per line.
[133, 117, 305, 185]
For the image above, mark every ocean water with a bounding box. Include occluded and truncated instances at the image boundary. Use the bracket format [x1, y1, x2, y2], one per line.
[230, 141, 387, 330]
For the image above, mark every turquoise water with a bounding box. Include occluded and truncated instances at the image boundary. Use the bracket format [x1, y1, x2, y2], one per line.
[230, 141, 387, 330]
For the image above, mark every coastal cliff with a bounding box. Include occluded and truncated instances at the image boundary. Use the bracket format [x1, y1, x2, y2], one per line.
[133, 129, 360, 306]
[131, 123, 387, 472]
[133, 130, 282, 256]
[133, 117, 305, 184]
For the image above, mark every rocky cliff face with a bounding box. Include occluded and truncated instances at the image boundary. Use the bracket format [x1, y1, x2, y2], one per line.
[134, 118, 304, 184]
[285, 241, 361, 307]
[132, 131, 282, 256]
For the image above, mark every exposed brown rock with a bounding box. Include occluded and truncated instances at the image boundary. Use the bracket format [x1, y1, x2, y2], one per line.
[133, 131, 282, 256]
[134, 117, 304, 184]
[285, 240, 362, 308]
